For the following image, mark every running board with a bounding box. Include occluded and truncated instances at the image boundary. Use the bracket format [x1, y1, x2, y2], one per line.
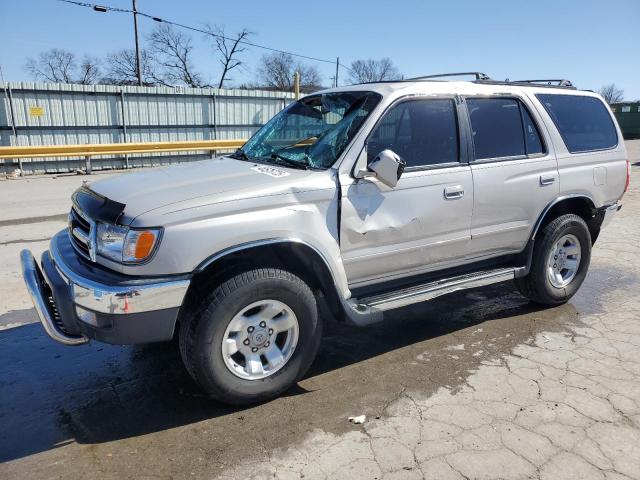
[342, 267, 526, 326]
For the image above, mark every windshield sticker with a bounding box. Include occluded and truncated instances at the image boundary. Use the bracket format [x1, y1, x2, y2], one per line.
[251, 165, 291, 178]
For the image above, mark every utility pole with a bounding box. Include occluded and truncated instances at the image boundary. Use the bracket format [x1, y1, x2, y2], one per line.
[335, 57, 339, 88]
[132, 0, 143, 86]
[0, 64, 21, 175]
[293, 71, 300, 100]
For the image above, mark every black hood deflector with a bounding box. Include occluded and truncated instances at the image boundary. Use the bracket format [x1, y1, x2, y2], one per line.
[71, 186, 126, 224]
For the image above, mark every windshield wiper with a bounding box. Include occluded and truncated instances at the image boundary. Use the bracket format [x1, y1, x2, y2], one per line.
[279, 135, 318, 151]
[266, 153, 309, 170]
[229, 149, 251, 161]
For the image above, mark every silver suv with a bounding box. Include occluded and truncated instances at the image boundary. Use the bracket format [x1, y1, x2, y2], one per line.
[21, 73, 630, 404]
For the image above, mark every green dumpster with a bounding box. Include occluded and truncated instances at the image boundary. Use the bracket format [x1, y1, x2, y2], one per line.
[611, 102, 640, 139]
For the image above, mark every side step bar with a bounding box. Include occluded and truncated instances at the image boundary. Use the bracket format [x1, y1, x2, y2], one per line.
[342, 266, 526, 326]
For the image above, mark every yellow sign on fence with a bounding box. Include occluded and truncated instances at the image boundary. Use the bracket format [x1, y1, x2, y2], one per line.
[29, 106, 45, 117]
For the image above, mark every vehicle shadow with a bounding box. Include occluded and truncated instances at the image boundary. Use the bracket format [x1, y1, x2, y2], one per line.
[0, 272, 621, 464]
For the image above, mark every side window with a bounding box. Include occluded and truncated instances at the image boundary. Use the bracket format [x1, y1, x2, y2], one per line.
[467, 98, 545, 160]
[368, 104, 406, 151]
[536, 94, 618, 153]
[367, 99, 459, 168]
[521, 106, 544, 155]
[467, 98, 524, 159]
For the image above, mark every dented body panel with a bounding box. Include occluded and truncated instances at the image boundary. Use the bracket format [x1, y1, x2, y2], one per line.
[340, 166, 473, 287]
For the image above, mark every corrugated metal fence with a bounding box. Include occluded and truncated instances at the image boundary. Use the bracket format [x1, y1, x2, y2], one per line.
[0, 82, 297, 174]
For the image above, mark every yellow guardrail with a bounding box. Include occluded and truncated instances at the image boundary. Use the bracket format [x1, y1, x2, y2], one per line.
[0, 139, 247, 159]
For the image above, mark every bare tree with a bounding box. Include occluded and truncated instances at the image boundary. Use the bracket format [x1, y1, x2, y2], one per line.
[148, 24, 207, 87]
[77, 56, 102, 85]
[24, 49, 102, 84]
[24, 49, 77, 83]
[104, 48, 156, 86]
[257, 52, 322, 92]
[257, 52, 290, 90]
[205, 25, 251, 88]
[348, 58, 401, 84]
[298, 63, 322, 92]
[598, 84, 624, 104]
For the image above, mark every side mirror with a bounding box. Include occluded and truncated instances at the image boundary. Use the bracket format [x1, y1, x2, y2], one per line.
[357, 149, 405, 188]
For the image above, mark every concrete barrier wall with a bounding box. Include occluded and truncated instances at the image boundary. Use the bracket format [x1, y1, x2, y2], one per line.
[0, 82, 297, 174]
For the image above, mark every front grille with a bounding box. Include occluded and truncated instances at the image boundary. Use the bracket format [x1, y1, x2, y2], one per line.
[69, 207, 92, 260]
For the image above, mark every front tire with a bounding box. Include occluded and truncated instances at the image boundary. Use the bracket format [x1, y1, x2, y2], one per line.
[179, 268, 322, 405]
[515, 214, 591, 305]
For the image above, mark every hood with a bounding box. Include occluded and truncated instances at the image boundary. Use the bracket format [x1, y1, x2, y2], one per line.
[89, 157, 315, 223]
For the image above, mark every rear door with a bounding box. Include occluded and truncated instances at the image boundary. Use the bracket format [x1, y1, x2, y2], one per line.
[535, 93, 627, 207]
[464, 95, 559, 258]
[340, 96, 474, 286]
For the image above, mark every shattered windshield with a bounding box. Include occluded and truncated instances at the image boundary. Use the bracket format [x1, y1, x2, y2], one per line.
[234, 91, 381, 170]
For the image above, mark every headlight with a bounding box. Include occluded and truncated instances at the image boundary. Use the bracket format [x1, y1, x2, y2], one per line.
[96, 223, 161, 263]
[96, 223, 128, 262]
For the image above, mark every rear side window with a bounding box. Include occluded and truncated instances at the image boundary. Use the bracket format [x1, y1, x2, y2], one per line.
[536, 94, 618, 153]
[367, 99, 459, 168]
[467, 98, 545, 160]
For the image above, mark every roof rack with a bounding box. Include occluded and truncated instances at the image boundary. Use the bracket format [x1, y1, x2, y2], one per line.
[354, 73, 576, 90]
[474, 78, 577, 90]
[511, 79, 574, 87]
[407, 72, 491, 81]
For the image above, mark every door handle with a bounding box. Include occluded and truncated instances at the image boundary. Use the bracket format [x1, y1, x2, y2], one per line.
[540, 174, 556, 186]
[444, 185, 465, 199]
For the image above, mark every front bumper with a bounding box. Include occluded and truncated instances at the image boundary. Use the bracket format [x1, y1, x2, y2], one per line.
[20, 231, 191, 345]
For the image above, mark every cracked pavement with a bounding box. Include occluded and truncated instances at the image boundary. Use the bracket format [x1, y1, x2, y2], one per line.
[1, 141, 639, 479]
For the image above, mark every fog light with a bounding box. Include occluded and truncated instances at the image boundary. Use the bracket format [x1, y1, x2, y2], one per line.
[76, 306, 98, 326]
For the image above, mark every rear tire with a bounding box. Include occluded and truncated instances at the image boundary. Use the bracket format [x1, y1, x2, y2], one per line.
[179, 268, 321, 405]
[515, 214, 591, 305]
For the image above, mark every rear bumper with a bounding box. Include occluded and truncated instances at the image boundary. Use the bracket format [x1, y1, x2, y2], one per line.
[20, 231, 191, 345]
[600, 201, 622, 230]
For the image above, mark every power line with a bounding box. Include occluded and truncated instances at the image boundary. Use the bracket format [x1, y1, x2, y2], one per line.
[55, 0, 350, 70]
[145, 17, 338, 65]
[56, 0, 130, 13]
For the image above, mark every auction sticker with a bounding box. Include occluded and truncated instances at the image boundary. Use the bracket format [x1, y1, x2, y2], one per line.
[251, 165, 291, 178]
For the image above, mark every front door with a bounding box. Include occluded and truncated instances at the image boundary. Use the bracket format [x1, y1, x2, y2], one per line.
[340, 97, 474, 287]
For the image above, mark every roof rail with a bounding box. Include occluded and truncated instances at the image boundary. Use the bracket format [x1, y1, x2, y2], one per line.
[407, 72, 491, 81]
[354, 73, 577, 90]
[474, 78, 577, 90]
[511, 79, 574, 87]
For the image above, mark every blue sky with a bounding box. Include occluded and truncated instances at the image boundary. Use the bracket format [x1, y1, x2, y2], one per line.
[1, 0, 638, 99]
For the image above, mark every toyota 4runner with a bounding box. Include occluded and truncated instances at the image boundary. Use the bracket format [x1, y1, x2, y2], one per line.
[21, 73, 630, 404]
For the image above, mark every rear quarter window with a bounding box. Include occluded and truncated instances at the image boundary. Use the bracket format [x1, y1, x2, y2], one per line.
[536, 94, 618, 153]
